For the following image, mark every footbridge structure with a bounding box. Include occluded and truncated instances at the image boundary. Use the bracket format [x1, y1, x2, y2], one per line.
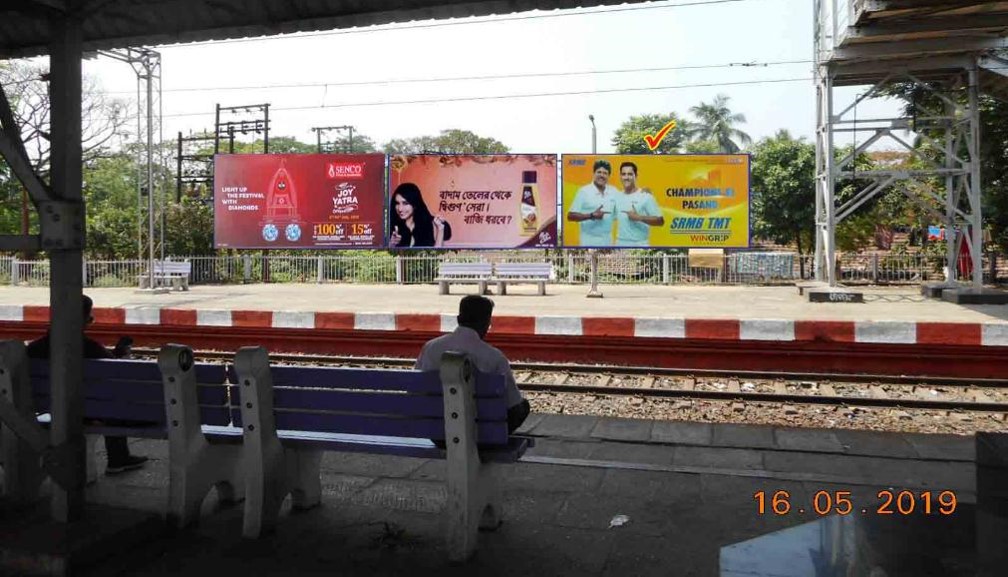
[814, 0, 1008, 288]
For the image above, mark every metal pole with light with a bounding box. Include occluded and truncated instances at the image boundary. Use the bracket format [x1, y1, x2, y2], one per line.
[586, 114, 603, 298]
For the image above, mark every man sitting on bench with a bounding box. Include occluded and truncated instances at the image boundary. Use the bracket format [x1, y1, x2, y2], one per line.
[26, 294, 149, 474]
[415, 295, 530, 445]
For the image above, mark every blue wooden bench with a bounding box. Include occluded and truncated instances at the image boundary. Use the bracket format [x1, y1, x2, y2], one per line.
[0, 340, 244, 522]
[158, 344, 532, 561]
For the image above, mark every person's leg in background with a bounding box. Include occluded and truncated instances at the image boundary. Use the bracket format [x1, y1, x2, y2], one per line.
[507, 399, 531, 434]
[105, 435, 148, 474]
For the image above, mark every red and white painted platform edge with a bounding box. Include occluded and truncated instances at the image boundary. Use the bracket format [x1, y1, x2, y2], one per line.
[2, 304, 1006, 347]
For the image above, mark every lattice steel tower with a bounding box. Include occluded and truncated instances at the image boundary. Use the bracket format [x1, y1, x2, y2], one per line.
[814, 0, 1008, 288]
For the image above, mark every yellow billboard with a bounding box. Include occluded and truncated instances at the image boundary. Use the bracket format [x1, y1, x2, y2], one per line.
[561, 154, 750, 248]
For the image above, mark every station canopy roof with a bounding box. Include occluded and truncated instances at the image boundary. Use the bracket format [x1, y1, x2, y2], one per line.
[0, 0, 648, 58]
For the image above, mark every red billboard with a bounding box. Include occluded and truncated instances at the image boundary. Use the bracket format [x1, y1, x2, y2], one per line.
[387, 154, 558, 249]
[214, 153, 385, 249]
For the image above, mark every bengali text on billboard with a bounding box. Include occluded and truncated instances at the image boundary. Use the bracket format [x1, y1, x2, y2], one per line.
[561, 154, 750, 248]
[214, 153, 386, 249]
[387, 154, 558, 249]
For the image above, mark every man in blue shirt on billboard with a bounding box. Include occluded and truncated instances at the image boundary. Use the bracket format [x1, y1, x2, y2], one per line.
[615, 161, 664, 247]
[567, 159, 618, 246]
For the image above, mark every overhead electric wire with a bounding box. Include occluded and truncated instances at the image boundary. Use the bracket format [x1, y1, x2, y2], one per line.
[103, 59, 811, 95]
[161, 76, 813, 118]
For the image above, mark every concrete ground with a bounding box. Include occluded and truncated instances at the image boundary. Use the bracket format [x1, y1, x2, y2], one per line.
[1, 283, 1006, 323]
[8, 414, 980, 576]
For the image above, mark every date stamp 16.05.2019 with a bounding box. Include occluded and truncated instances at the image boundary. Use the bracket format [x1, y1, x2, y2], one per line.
[754, 490, 958, 517]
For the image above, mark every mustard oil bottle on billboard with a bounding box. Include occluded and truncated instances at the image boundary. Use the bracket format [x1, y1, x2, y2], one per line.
[519, 170, 540, 235]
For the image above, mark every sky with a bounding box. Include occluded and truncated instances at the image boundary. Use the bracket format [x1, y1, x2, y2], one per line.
[75, 0, 899, 154]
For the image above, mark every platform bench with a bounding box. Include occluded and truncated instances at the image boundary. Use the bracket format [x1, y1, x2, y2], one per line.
[493, 262, 553, 296]
[161, 345, 533, 561]
[139, 260, 191, 291]
[0, 340, 241, 516]
[435, 262, 493, 295]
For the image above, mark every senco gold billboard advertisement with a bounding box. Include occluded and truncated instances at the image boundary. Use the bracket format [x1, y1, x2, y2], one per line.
[561, 154, 750, 248]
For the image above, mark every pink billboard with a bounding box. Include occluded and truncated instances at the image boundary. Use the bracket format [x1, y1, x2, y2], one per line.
[387, 154, 558, 249]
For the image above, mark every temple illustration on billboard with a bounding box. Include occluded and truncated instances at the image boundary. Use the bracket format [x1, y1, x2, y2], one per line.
[260, 159, 303, 243]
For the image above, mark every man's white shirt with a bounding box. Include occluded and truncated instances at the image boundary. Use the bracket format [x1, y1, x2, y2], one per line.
[415, 326, 524, 407]
[570, 183, 618, 246]
[615, 189, 663, 246]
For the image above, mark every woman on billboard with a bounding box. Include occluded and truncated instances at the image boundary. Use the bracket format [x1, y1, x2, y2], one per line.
[389, 182, 453, 248]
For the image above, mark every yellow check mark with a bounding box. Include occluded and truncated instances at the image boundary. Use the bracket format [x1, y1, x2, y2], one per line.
[643, 120, 677, 151]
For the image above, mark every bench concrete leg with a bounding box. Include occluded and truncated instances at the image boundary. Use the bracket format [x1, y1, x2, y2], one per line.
[497, 282, 506, 296]
[439, 281, 449, 295]
[537, 281, 546, 296]
[0, 340, 45, 504]
[235, 346, 323, 538]
[160, 344, 245, 530]
[235, 346, 287, 538]
[478, 281, 487, 296]
[85, 433, 99, 484]
[441, 352, 502, 562]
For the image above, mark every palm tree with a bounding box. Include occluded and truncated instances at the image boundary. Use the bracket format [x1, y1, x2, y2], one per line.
[687, 94, 752, 153]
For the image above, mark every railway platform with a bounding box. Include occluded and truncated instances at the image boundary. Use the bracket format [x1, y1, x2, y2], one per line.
[1, 283, 1006, 344]
[17, 413, 989, 576]
[3, 283, 1007, 380]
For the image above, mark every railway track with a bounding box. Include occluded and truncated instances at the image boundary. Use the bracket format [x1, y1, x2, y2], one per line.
[136, 348, 1008, 414]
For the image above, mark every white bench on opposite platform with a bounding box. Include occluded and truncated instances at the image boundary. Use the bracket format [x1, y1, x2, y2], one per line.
[493, 262, 553, 296]
[138, 260, 191, 291]
[436, 262, 493, 295]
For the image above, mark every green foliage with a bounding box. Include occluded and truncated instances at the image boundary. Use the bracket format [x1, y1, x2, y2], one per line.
[835, 211, 877, 252]
[384, 129, 509, 154]
[979, 96, 1008, 253]
[884, 83, 1008, 253]
[211, 135, 318, 155]
[687, 94, 752, 153]
[83, 153, 141, 259]
[164, 197, 214, 255]
[265, 136, 319, 154]
[610, 113, 686, 154]
[750, 132, 816, 255]
[682, 139, 721, 154]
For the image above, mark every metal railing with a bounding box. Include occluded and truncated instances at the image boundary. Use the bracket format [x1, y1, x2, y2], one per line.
[4, 250, 1004, 288]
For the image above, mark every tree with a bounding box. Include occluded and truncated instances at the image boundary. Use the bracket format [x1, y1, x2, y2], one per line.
[750, 131, 816, 275]
[0, 61, 129, 246]
[164, 196, 214, 255]
[323, 132, 378, 153]
[687, 94, 752, 153]
[884, 83, 1008, 253]
[384, 129, 509, 154]
[610, 113, 687, 154]
[83, 152, 141, 259]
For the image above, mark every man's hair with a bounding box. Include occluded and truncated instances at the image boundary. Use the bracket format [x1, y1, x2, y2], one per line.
[458, 295, 494, 329]
[82, 294, 94, 321]
[619, 161, 638, 176]
[592, 160, 612, 174]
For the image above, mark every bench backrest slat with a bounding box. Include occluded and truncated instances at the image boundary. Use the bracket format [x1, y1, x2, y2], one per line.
[228, 365, 505, 398]
[153, 261, 191, 274]
[233, 411, 509, 444]
[494, 263, 553, 277]
[439, 262, 492, 276]
[230, 387, 507, 421]
[230, 362, 512, 445]
[30, 398, 229, 426]
[29, 359, 230, 426]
